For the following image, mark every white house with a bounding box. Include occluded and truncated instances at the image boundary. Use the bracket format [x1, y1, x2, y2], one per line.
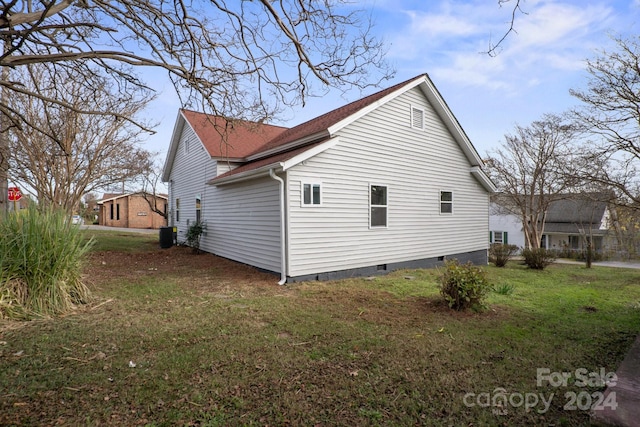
[162, 74, 496, 283]
[489, 195, 614, 252]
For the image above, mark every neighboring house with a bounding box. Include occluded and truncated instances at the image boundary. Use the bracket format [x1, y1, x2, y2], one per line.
[98, 192, 168, 229]
[162, 74, 496, 283]
[490, 195, 614, 251]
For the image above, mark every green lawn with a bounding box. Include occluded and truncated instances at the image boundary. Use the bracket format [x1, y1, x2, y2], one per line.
[1, 232, 638, 426]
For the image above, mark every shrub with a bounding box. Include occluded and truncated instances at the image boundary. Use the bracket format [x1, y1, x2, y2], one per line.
[489, 243, 519, 267]
[521, 247, 556, 270]
[0, 208, 93, 319]
[439, 259, 491, 311]
[185, 221, 206, 253]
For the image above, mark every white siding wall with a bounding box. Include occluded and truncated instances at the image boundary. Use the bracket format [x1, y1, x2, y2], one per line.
[167, 123, 218, 243]
[286, 87, 490, 277]
[168, 122, 281, 273]
[204, 177, 281, 272]
[489, 204, 526, 248]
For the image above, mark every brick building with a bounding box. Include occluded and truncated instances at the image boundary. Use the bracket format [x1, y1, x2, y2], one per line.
[98, 192, 168, 229]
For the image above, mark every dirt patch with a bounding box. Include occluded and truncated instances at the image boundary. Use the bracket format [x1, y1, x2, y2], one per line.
[84, 246, 280, 291]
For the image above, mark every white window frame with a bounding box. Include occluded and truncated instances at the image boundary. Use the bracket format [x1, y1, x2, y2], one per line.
[410, 104, 425, 130]
[195, 194, 202, 223]
[369, 184, 388, 228]
[493, 231, 504, 244]
[440, 190, 453, 214]
[301, 182, 322, 207]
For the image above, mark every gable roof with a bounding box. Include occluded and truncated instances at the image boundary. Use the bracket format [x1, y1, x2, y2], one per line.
[207, 74, 492, 189]
[492, 193, 611, 234]
[161, 110, 288, 181]
[545, 198, 608, 225]
[181, 110, 288, 159]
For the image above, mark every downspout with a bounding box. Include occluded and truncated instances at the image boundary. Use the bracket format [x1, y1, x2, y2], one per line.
[269, 168, 287, 285]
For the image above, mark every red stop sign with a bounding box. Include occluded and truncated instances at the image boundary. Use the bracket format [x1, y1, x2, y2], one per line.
[8, 187, 22, 202]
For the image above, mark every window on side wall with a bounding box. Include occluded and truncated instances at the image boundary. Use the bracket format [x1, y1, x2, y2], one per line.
[440, 191, 453, 214]
[195, 194, 201, 223]
[490, 231, 507, 244]
[302, 183, 321, 206]
[370, 185, 388, 228]
[175, 198, 180, 222]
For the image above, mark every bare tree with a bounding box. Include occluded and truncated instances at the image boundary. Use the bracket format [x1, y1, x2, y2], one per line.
[571, 35, 640, 205]
[0, 1, 390, 127]
[8, 64, 154, 213]
[0, 0, 392, 214]
[136, 155, 168, 220]
[485, 113, 581, 248]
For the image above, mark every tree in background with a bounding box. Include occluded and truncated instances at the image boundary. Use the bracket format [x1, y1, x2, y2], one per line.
[0, 1, 391, 133]
[7, 65, 154, 213]
[571, 35, 640, 206]
[485, 113, 581, 249]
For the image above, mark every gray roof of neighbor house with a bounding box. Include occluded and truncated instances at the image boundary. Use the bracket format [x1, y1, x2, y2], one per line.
[544, 197, 610, 235]
[492, 193, 612, 235]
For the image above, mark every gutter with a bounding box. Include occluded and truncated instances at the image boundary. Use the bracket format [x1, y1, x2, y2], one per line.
[269, 168, 287, 285]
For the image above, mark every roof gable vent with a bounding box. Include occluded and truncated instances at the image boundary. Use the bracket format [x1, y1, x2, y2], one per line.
[411, 105, 425, 130]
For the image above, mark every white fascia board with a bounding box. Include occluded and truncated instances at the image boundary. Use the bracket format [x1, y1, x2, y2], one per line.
[470, 166, 497, 193]
[420, 77, 484, 167]
[161, 110, 187, 182]
[210, 163, 284, 186]
[281, 137, 340, 171]
[326, 77, 425, 136]
[245, 131, 330, 162]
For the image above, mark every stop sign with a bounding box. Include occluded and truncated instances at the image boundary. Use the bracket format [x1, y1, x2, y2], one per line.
[8, 187, 22, 202]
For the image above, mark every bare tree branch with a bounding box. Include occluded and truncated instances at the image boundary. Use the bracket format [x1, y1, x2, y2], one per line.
[485, 0, 527, 57]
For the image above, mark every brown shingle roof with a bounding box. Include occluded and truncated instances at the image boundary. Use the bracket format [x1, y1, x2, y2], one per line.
[181, 110, 288, 159]
[245, 74, 426, 158]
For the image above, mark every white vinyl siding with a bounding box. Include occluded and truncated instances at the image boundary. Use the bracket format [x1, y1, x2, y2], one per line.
[205, 177, 281, 272]
[286, 87, 489, 277]
[167, 121, 281, 273]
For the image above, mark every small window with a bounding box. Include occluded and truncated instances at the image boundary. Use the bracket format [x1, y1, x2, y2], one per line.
[184, 138, 190, 154]
[411, 105, 425, 130]
[370, 185, 388, 228]
[491, 231, 507, 244]
[110, 203, 114, 220]
[175, 198, 180, 222]
[195, 194, 201, 223]
[302, 183, 321, 206]
[440, 191, 453, 214]
[116, 203, 120, 221]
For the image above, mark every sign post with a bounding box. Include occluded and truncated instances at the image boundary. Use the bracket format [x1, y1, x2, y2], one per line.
[8, 187, 22, 212]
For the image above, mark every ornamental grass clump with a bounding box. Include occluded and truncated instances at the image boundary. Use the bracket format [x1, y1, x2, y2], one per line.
[439, 259, 491, 311]
[0, 208, 94, 319]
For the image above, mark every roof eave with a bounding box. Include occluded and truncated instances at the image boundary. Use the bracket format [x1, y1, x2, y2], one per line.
[471, 166, 497, 193]
[245, 130, 330, 162]
[209, 163, 285, 186]
[161, 110, 187, 182]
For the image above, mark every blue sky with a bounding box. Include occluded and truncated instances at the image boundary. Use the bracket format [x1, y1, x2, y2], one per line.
[142, 0, 640, 160]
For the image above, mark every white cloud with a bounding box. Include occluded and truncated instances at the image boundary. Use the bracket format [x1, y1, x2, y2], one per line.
[389, 1, 618, 96]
